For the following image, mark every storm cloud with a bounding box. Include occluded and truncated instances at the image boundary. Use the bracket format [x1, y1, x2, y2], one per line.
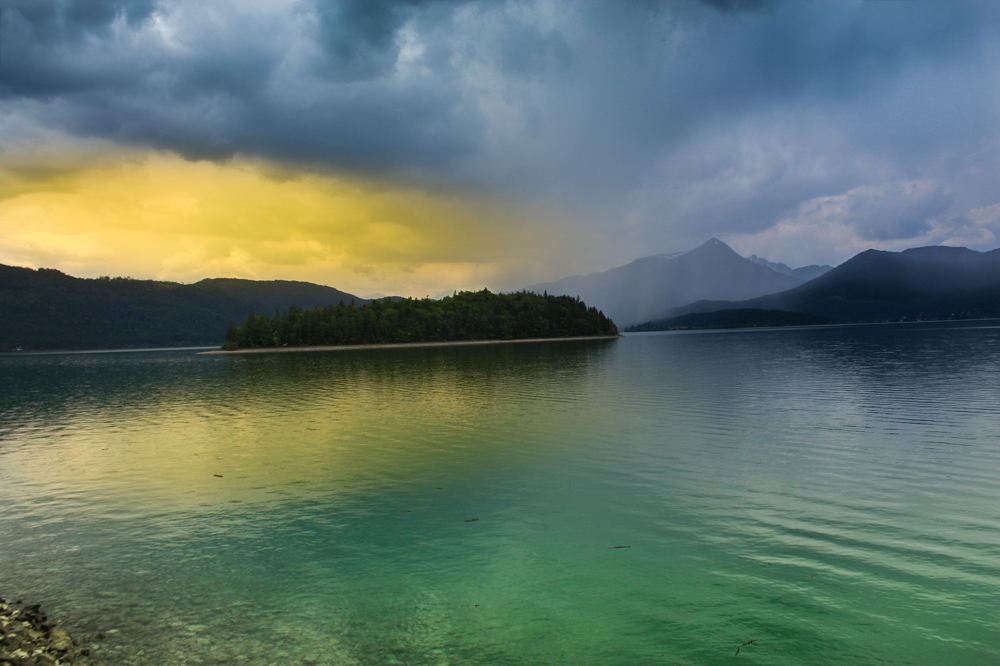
[3, 0, 1000, 275]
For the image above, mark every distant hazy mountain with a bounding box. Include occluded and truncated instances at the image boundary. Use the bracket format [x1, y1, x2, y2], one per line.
[649, 245, 1000, 324]
[0, 264, 371, 351]
[526, 239, 803, 327]
[749, 255, 832, 281]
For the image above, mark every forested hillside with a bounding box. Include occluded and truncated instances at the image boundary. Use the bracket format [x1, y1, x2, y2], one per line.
[0, 264, 368, 351]
[225, 289, 619, 349]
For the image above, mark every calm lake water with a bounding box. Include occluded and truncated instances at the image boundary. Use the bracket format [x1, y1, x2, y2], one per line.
[2, 321, 1000, 666]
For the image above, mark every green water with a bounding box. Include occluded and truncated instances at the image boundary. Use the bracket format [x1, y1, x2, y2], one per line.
[2, 322, 1000, 665]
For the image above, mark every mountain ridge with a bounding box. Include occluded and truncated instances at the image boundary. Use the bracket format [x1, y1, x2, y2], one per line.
[642, 245, 1000, 325]
[0, 264, 373, 351]
[526, 239, 805, 327]
[749, 255, 833, 281]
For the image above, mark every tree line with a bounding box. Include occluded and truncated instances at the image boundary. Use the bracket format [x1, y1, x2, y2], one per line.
[0, 263, 371, 351]
[223, 289, 619, 349]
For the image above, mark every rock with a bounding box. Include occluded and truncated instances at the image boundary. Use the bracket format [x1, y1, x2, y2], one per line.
[0, 599, 86, 666]
[6, 650, 33, 666]
[48, 629, 73, 652]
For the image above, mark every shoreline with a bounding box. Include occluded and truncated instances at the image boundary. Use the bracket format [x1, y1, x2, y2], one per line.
[6, 345, 219, 356]
[200, 335, 623, 355]
[1, 597, 99, 665]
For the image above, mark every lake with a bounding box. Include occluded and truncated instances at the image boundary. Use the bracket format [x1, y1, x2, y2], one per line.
[2, 321, 1000, 665]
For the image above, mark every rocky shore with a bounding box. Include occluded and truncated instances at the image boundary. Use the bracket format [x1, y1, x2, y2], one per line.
[1, 599, 107, 666]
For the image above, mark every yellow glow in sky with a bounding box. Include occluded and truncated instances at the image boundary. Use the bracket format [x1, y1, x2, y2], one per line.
[0, 151, 571, 296]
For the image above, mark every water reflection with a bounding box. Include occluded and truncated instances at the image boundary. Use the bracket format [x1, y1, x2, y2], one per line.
[0, 340, 620, 512]
[1, 327, 999, 665]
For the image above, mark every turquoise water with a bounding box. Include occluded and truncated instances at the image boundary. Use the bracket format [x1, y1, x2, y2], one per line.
[2, 321, 1000, 665]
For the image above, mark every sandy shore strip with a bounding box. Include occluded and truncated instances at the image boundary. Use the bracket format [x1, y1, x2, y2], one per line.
[200, 335, 623, 355]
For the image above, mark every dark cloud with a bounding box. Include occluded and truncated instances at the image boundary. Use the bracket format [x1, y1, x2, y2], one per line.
[3, 0, 156, 37]
[820, 182, 954, 243]
[3, 0, 1000, 266]
[498, 25, 572, 80]
[314, 0, 421, 82]
[698, 0, 775, 13]
[309, 0, 478, 82]
[1, 1, 154, 96]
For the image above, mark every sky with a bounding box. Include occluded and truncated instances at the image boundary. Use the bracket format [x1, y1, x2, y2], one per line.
[2, 0, 1000, 297]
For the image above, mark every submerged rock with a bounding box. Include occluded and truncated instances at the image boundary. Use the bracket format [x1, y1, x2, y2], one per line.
[48, 630, 73, 653]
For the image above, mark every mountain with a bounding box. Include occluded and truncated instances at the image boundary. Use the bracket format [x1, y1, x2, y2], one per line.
[625, 308, 833, 331]
[647, 245, 1000, 325]
[526, 239, 803, 327]
[0, 264, 371, 351]
[749, 255, 832, 281]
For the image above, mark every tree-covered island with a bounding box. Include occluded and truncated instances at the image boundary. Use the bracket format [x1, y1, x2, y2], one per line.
[223, 289, 619, 350]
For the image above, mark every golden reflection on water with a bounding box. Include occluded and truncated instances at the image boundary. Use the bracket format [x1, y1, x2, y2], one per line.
[1, 341, 620, 510]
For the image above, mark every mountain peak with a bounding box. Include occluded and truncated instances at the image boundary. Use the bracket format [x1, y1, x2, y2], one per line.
[685, 238, 741, 259]
[698, 238, 732, 250]
[524, 237, 802, 326]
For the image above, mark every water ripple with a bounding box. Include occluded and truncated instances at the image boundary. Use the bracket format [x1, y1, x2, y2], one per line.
[2, 325, 1000, 665]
